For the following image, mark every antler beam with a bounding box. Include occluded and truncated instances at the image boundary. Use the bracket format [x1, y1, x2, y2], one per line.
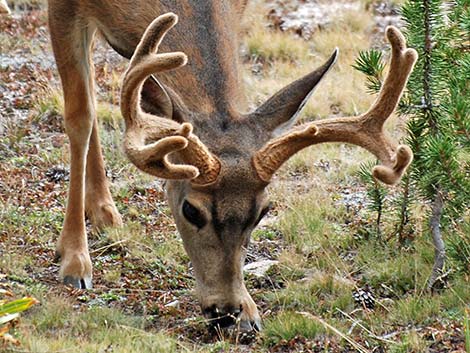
[120, 13, 221, 185]
[253, 26, 417, 185]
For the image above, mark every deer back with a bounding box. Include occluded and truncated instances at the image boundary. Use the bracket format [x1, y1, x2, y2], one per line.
[86, 0, 247, 115]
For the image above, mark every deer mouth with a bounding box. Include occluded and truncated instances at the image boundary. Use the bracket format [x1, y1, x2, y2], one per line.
[202, 305, 261, 332]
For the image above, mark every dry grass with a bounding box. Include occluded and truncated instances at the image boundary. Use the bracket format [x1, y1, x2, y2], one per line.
[243, 0, 375, 118]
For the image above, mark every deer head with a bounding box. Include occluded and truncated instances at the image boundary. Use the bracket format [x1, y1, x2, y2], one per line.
[121, 13, 417, 331]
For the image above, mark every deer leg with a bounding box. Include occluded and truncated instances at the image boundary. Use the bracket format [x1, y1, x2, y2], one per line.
[56, 68, 94, 288]
[239, 286, 262, 331]
[85, 119, 123, 229]
[49, 12, 97, 288]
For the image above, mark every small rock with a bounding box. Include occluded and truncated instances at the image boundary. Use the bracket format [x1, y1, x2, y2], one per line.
[258, 214, 278, 228]
[45, 166, 69, 183]
[244, 260, 279, 277]
[165, 300, 180, 308]
[267, 0, 361, 39]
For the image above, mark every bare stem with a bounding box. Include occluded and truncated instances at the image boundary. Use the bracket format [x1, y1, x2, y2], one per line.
[375, 183, 383, 239]
[397, 174, 410, 245]
[427, 190, 446, 291]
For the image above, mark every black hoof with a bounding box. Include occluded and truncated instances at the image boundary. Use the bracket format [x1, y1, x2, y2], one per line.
[63, 276, 92, 289]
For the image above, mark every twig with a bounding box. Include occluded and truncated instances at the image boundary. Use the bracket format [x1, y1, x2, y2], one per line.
[380, 326, 423, 340]
[90, 239, 129, 256]
[394, 174, 411, 244]
[423, 0, 436, 131]
[296, 311, 371, 353]
[4, 349, 75, 353]
[336, 309, 395, 344]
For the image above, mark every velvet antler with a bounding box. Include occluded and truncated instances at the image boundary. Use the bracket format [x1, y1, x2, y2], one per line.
[121, 13, 221, 185]
[253, 26, 416, 185]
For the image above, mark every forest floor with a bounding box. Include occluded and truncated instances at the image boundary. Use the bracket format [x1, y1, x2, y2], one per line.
[1, 0, 469, 352]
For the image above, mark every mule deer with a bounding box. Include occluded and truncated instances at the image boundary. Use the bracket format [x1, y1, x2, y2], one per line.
[48, 0, 416, 331]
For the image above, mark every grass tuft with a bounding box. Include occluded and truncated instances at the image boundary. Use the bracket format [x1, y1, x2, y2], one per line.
[263, 311, 326, 345]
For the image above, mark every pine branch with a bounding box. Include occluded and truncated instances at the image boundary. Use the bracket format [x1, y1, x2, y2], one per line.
[352, 50, 385, 94]
[423, 0, 436, 132]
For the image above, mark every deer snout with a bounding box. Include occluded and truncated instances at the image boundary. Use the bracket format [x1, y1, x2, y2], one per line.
[203, 304, 242, 329]
[202, 300, 262, 332]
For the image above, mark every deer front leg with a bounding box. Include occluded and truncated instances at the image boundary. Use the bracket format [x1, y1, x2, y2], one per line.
[85, 118, 123, 230]
[56, 68, 94, 288]
[49, 12, 97, 288]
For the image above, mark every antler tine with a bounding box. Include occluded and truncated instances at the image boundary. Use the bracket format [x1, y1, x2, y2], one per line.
[253, 26, 417, 185]
[121, 13, 186, 127]
[121, 13, 221, 184]
[0, 0, 10, 14]
[362, 26, 418, 125]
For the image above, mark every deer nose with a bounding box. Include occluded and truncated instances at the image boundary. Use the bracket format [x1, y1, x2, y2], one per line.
[203, 305, 242, 329]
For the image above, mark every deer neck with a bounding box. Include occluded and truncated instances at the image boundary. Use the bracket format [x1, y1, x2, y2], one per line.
[161, 2, 246, 115]
[99, 0, 247, 115]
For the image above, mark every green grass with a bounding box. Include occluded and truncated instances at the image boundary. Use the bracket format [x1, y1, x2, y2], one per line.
[16, 305, 180, 353]
[278, 192, 348, 253]
[263, 311, 326, 345]
[265, 274, 355, 315]
[388, 331, 428, 353]
[258, 168, 469, 351]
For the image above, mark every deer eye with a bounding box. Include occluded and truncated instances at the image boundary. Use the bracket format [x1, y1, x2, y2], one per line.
[182, 201, 207, 229]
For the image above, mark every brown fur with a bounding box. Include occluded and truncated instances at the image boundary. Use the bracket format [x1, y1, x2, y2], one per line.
[48, 0, 416, 331]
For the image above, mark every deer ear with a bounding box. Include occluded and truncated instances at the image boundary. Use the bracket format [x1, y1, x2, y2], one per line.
[140, 75, 174, 118]
[140, 75, 189, 123]
[249, 49, 338, 133]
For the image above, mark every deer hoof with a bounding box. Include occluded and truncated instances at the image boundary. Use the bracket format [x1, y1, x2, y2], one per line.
[57, 249, 93, 289]
[63, 275, 93, 289]
[86, 203, 123, 230]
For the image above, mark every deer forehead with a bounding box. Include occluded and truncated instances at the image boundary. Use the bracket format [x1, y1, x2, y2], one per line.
[193, 119, 271, 156]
